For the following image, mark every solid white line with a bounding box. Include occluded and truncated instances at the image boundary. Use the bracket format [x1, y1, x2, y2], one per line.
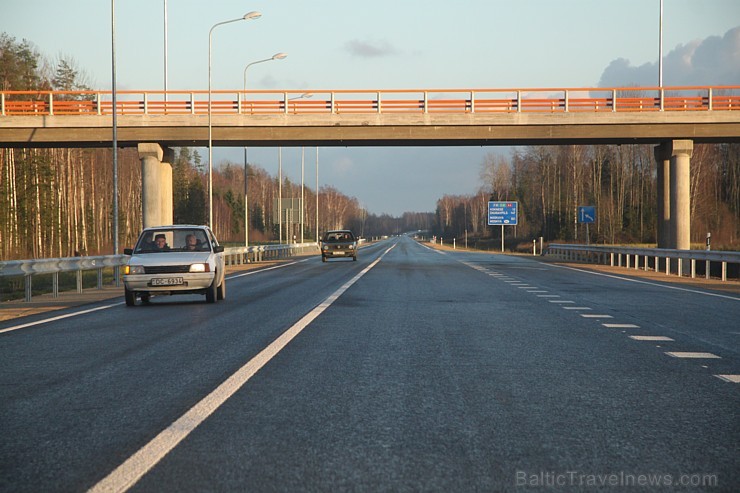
[227, 257, 312, 279]
[0, 303, 123, 335]
[88, 244, 396, 493]
[714, 375, 740, 383]
[549, 263, 740, 301]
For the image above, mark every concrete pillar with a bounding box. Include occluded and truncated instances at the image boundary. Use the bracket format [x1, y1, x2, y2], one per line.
[161, 147, 174, 225]
[669, 140, 693, 250]
[138, 143, 172, 228]
[654, 144, 671, 248]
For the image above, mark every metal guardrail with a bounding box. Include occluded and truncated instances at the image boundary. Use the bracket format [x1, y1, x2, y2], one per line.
[544, 244, 740, 282]
[1, 85, 738, 116]
[0, 243, 318, 302]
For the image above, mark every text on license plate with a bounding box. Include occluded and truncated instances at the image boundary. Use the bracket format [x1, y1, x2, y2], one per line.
[151, 277, 184, 286]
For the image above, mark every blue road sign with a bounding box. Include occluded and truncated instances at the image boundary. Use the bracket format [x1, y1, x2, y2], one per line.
[578, 206, 596, 224]
[488, 201, 518, 226]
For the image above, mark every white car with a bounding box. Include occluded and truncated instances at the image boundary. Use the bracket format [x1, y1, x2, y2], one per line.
[123, 225, 226, 306]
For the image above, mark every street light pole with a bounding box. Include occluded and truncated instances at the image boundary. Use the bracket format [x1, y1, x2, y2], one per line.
[243, 53, 287, 247]
[208, 11, 261, 230]
[111, 0, 119, 265]
[658, 0, 663, 87]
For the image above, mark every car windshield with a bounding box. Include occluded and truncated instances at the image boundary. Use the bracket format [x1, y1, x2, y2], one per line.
[134, 229, 211, 253]
[323, 232, 354, 242]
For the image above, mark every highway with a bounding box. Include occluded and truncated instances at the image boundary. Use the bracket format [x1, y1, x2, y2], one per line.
[1, 236, 738, 492]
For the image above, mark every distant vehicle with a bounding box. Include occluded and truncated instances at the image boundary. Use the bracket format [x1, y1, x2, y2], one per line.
[123, 225, 226, 306]
[321, 230, 358, 262]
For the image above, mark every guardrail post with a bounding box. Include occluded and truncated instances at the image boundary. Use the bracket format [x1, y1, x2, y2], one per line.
[705, 259, 710, 280]
[143, 93, 148, 114]
[377, 92, 381, 114]
[610, 252, 614, 267]
[53, 272, 59, 297]
[659, 88, 665, 111]
[25, 274, 32, 302]
[1, 92, 5, 116]
[678, 258, 683, 277]
[655, 256, 660, 272]
[644, 255, 649, 271]
[76, 270, 83, 293]
[564, 90, 569, 112]
[97, 268, 103, 289]
[625, 254, 630, 269]
[470, 91, 475, 113]
[48, 92, 54, 115]
[190, 93, 196, 114]
[612, 89, 617, 112]
[284, 92, 289, 114]
[96, 93, 102, 115]
[722, 262, 727, 281]
[330, 92, 336, 114]
[708, 87, 713, 111]
[423, 91, 428, 114]
[691, 259, 696, 278]
[517, 91, 522, 113]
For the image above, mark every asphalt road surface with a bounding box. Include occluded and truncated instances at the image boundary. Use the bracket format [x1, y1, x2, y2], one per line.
[1, 236, 738, 492]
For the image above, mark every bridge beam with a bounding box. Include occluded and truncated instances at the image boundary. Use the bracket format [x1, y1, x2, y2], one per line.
[137, 143, 173, 228]
[655, 140, 693, 250]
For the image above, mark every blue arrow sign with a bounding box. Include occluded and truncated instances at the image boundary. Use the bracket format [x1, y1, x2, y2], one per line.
[488, 201, 518, 226]
[578, 206, 596, 224]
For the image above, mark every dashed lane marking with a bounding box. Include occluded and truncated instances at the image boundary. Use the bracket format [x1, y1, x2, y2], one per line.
[602, 323, 640, 328]
[629, 336, 674, 341]
[549, 300, 575, 304]
[580, 314, 613, 318]
[665, 352, 721, 359]
[537, 295, 560, 298]
[562, 307, 592, 310]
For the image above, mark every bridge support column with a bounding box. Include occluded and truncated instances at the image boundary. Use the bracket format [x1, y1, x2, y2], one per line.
[138, 143, 173, 228]
[654, 145, 671, 248]
[654, 140, 692, 250]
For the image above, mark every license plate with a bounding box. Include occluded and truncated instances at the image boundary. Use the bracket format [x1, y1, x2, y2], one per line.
[333, 251, 344, 256]
[151, 277, 184, 286]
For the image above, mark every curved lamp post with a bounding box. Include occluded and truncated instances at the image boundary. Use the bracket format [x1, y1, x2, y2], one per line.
[278, 93, 312, 244]
[208, 11, 261, 230]
[243, 52, 287, 248]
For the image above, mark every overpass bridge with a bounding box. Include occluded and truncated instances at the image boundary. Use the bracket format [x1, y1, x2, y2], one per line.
[2, 85, 739, 249]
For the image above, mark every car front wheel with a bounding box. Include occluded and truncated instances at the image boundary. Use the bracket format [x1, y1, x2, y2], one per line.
[124, 287, 136, 307]
[206, 274, 218, 303]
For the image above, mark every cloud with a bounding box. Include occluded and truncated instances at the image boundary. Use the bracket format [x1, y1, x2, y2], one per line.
[598, 25, 740, 86]
[344, 39, 397, 58]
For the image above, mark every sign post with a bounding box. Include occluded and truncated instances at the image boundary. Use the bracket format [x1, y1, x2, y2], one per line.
[488, 201, 518, 252]
[577, 206, 596, 245]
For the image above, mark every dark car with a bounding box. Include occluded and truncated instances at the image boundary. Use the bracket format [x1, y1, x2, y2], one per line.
[321, 230, 358, 262]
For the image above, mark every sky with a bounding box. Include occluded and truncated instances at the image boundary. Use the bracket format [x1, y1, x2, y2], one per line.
[3, 0, 739, 216]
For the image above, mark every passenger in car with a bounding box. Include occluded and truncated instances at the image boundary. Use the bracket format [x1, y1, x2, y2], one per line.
[184, 234, 200, 251]
[154, 234, 170, 251]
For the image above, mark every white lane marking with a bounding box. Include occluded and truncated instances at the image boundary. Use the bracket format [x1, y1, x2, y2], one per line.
[549, 300, 575, 304]
[629, 336, 674, 341]
[714, 375, 740, 383]
[528, 290, 548, 293]
[665, 352, 721, 359]
[537, 295, 560, 298]
[227, 257, 312, 279]
[602, 323, 640, 328]
[0, 303, 123, 335]
[562, 307, 592, 310]
[580, 314, 613, 318]
[549, 263, 740, 301]
[88, 244, 396, 493]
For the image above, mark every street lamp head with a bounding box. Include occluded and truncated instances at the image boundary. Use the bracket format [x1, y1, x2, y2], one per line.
[243, 11, 262, 20]
[272, 52, 288, 60]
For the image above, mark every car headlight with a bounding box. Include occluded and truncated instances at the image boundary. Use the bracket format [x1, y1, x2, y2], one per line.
[348, 245, 355, 249]
[189, 263, 210, 273]
[322, 245, 328, 251]
[125, 265, 144, 275]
